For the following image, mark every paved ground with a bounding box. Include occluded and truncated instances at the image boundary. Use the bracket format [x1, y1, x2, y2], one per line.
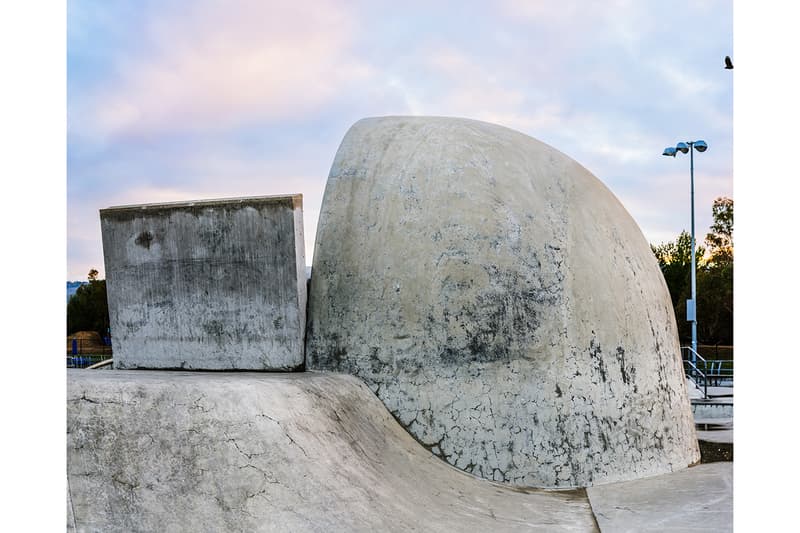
[587, 463, 732, 533]
[68, 370, 732, 532]
[696, 427, 733, 444]
[688, 379, 733, 463]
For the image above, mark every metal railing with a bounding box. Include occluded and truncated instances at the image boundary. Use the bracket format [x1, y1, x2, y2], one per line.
[682, 346, 734, 400]
[67, 354, 111, 368]
[66, 338, 112, 357]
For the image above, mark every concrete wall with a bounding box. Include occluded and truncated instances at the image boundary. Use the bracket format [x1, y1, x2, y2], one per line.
[100, 195, 306, 370]
[306, 116, 699, 488]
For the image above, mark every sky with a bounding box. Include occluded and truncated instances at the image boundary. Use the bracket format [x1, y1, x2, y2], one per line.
[66, 0, 734, 281]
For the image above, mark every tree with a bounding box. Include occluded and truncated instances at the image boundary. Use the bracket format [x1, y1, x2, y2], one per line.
[651, 231, 704, 342]
[705, 197, 733, 265]
[697, 197, 733, 344]
[652, 197, 733, 346]
[67, 269, 110, 336]
[696, 260, 733, 345]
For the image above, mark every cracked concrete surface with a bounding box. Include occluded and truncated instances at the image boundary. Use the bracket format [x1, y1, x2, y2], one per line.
[67, 370, 598, 532]
[306, 116, 699, 488]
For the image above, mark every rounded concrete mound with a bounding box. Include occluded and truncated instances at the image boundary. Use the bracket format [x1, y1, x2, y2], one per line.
[306, 116, 700, 488]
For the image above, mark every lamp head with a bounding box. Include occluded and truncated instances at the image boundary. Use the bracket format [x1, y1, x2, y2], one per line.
[662, 147, 677, 157]
[693, 140, 708, 152]
[676, 142, 689, 154]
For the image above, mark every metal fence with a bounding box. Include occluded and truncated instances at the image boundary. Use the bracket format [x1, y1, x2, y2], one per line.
[66, 338, 112, 356]
[67, 354, 111, 368]
[697, 344, 734, 360]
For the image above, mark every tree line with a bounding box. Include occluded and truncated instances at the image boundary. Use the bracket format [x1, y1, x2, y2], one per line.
[651, 197, 733, 346]
[67, 269, 110, 336]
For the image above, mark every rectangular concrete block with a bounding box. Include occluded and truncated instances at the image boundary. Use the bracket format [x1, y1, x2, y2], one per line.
[100, 195, 306, 370]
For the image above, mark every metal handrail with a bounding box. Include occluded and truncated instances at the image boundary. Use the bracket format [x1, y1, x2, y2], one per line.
[681, 346, 734, 400]
[683, 345, 706, 366]
[681, 346, 708, 400]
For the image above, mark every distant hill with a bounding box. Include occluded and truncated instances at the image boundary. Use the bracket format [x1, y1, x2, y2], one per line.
[67, 281, 87, 302]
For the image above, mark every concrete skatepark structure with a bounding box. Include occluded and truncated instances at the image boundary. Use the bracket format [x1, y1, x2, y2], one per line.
[100, 195, 306, 370]
[306, 117, 699, 487]
[68, 117, 725, 531]
[67, 371, 600, 532]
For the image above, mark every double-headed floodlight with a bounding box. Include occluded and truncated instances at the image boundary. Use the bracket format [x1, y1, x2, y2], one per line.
[663, 140, 706, 157]
[662, 139, 708, 364]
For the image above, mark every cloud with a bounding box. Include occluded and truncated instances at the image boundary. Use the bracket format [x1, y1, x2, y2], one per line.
[426, 48, 526, 109]
[67, 0, 732, 281]
[499, 0, 648, 43]
[373, 46, 567, 135]
[68, 167, 327, 280]
[657, 62, 718, 97]
[82, 0, 370, 138]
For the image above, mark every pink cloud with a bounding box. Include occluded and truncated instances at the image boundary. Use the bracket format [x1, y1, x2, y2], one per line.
[87, 0, 370, 137]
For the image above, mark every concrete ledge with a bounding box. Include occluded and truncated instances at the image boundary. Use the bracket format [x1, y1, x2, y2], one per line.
[100, 194, 306, 370]
[692, 402, 733, 419]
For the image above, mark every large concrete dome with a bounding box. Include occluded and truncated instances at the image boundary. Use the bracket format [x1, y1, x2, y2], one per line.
[306, 116, 699, 488]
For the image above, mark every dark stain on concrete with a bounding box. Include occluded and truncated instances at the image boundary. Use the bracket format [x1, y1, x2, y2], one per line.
[135, 231, 154, 249]
[588, 337, 607, 383]
[203, 320, 224, 337]
[616, 346, 630, 385]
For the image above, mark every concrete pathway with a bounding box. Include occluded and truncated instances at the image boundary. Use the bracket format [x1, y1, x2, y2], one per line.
[587, 463, 732, 532]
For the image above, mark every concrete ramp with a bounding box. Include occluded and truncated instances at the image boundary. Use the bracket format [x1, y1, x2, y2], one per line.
[67, 370, 597, 532]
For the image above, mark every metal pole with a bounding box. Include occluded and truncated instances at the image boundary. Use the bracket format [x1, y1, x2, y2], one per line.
[689, 142, 698, 366]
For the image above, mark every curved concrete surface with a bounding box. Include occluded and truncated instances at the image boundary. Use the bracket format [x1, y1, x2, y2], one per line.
[306, 116, 699, 487]
[67, 370, 597, 532]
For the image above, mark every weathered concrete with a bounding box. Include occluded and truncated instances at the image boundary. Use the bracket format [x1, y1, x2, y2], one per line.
[306, 116, 699, 488]
[100, 195, 306, 370]
[67, 370, 598, 532]
[586, 463, 732, 532]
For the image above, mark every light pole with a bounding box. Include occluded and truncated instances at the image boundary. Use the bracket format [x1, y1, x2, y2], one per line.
[662, 140, 708, 365]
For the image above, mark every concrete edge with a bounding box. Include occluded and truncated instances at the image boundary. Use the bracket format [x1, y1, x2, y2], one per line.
[100, 193, 303, 214]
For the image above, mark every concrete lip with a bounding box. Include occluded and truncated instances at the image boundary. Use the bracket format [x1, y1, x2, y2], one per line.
[68, 370, 731, 532]
[100, 193, 303, 213]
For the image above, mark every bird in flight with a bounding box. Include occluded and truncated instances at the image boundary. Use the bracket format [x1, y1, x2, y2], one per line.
[724, 56, 733, 69]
